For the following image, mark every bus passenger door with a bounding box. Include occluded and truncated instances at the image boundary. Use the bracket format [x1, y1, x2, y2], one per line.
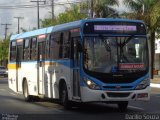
[38, 42, 45, 95]
[16, 45, 23, 92]
[72, 38, 81, 99]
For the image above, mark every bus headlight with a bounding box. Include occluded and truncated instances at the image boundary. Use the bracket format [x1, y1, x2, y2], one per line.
[84, 78, 101, 90]
[135, 78, 150, 90]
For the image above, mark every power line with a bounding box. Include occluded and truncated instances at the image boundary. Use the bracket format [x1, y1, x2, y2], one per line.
[31, 0, 46, 29]
[0, 1, 34, 6]
[0, 1, 83, 9]
[1, 23, 12, 40]
[5, 0, 77, 4]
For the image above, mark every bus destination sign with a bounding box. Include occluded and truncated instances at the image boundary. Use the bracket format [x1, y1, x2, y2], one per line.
[83, 21, 146, 35]
[94, 25, 137, 31]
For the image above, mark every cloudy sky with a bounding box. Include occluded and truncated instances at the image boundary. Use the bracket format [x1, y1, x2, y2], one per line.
[0, 0, 125, 39]
[0, 0, 78, 39]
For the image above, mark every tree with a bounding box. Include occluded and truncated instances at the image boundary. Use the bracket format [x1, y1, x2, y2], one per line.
[21, 27, 27, 33]
[0, 36, 10, 66]
[41, 5, 87, 27]
[93, 0, 119, 18]
[123, 0, 160, 78]
[41, 1, 120, 28]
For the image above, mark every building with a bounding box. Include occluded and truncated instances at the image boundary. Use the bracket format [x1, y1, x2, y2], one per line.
[155, 38, 160, 75]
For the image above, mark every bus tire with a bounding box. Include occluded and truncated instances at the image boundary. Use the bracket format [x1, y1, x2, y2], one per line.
[60, 83, 72, 109]
[118, 101, 128, 112]
[23, 80, 32, 102]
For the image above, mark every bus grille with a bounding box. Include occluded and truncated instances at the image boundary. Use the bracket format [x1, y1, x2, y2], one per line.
[103, 86, 132, 89]
[107, 92, 130, 98]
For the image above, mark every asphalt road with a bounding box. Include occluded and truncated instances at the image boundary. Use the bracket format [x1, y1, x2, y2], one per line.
[0, 78, 160, 120]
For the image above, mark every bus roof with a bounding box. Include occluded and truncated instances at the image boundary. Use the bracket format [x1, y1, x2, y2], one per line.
[10, 18, 144, 41]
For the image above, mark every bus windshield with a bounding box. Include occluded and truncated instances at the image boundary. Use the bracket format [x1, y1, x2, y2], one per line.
[84, 36, 148, 74]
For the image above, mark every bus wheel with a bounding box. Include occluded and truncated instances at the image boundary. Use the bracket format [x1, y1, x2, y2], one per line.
[118, 101, 128, 112]
[60, 83, 72, 109]
[23, 81, 32, 102]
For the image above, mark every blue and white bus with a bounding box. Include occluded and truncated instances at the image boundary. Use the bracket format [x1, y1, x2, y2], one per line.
[8, 18, 150, 110]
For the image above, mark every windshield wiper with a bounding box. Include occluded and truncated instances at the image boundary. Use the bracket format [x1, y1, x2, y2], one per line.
[117, 35, 134, 62]
[121, 35, 134, 48]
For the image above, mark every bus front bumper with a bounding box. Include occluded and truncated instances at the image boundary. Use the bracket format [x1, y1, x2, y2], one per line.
[80, 86, 150, 102]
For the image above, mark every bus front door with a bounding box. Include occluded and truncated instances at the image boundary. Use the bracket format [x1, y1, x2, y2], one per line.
[16, 45, 23, 92]
[72, 38, 81, 99]
[38, 42, 45, 95]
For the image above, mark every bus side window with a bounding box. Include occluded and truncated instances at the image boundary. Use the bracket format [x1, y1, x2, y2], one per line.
[10, 41, 16, 62]
[59, 33, 63, 59]
[49, 33, 60, 60]
[38, 42, 45, 61]
[23, 38, 30, 61]
[70, 37, 81, 60]
[72, 37, 81, 66]
[16, 39, 23, 64]
[45, 34, 50, 60]
[30, 37, 37, 60]
[63, 31, 70, 59]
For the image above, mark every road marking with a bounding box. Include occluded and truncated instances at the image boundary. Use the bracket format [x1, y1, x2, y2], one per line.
[9, 92, 16, 96]
[151, 83, 160, 88]
[128, 105, 144, 110]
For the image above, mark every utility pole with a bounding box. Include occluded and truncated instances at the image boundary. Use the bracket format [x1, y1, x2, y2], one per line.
[90, 0, 94, 18]
[87, 0, 90, 17]
[14, 17, 24, 34]
[1, 23, 11, 40]
[51, 0, 54, 20]
[31, 0, 46, 29]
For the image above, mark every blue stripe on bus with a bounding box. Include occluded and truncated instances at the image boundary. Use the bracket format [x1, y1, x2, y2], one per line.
[9, 59, 73, 68]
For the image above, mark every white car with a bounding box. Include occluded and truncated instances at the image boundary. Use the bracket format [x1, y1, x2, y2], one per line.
[0, 66, 8, 77]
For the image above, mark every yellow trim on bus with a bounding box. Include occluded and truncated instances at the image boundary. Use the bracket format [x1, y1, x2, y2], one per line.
[8, 62, 57, 70]
[45, 62, 56, 66]
[8, 63, 17, 69]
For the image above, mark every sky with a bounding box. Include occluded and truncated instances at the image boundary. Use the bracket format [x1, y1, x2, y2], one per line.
[0, 0, 126, 39]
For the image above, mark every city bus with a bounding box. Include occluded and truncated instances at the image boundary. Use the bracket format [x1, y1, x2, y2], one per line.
[8, 18, 150, 110]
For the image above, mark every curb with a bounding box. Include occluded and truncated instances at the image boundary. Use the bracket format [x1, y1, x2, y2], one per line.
[151, 83, 160, 88]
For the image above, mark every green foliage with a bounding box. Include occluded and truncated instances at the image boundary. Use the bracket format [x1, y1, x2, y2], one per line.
[41, 5, 87, 27]
[123, 0, 160, 32]
[21, 27, 27, 32]
[123, 0, 160, 78]
[93, 0, 119, 17]
[0, 36, 10, 65]
[21, 27, 38, 33]
[41, 0, 119, 27]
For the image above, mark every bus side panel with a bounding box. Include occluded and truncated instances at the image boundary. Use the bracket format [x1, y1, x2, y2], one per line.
[57, 63, 72, 100]
[47, 62, 61, 99]
[44, 64, 49, 98]
[21, 62, 38, 96]
[45, 61, 72, 100]
[17, 66, 22, 92]
[8, 63, 17, 92]
[43, 63, 52, 98]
